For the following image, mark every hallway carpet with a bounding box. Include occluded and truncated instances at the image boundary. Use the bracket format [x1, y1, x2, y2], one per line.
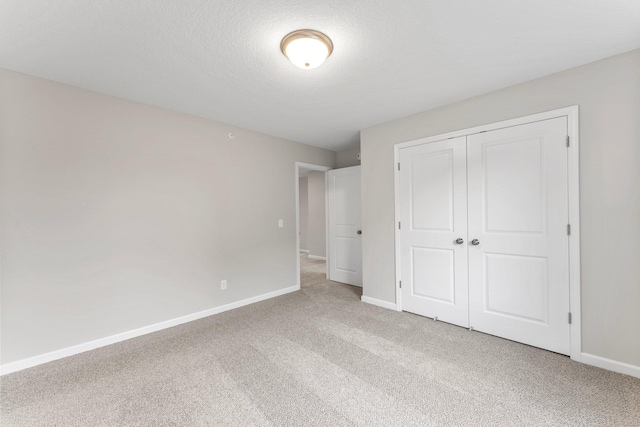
[1, 254, 638, 426]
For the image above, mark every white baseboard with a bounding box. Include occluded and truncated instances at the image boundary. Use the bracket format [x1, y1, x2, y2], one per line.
[581, 352, 640, 379]
[308, 255, 326, 261]
[299, 249, 309, 253]
[0, 285, 299, 376]
[361, 295, 397, 311]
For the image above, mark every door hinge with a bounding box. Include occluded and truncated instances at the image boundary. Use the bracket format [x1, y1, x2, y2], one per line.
[566, 135, 570, 147]
[567, 224, 571, 235]
[398, 162, 401, 171]
[398, 222, 401, 230]
[568, 312, 572, 324]
[399, 280, 402, 289]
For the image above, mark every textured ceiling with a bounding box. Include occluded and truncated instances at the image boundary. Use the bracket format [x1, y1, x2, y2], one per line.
[1, 1, 639, 151]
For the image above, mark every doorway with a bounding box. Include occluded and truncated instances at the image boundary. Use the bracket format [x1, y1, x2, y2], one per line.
[295, 162, 331, 289]
[394, 106, 581, 359]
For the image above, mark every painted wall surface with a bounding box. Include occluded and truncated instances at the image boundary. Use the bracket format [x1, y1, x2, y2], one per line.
[307, 171, 326, 258]
[336, 146, 361, 168]
[299, 177, 308, 250]
[360, 49, 640, 367]
[0, 69, 335, 364]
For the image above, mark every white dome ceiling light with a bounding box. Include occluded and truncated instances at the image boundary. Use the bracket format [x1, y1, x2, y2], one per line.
[280, 29, 333, 69]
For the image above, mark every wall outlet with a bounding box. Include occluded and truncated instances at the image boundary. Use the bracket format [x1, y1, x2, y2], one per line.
[278, 219, 284, 228]
[221, 280, 227, 290]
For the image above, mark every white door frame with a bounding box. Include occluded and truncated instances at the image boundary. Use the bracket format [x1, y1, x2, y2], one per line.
[295, 162, 332, 289]
[393, 106, 581, 361]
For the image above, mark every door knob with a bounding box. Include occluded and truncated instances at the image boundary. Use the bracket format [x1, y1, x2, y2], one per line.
[357, 230, 362, 235]
[471, 239, 480, 246]
[455, 238, 464, 244]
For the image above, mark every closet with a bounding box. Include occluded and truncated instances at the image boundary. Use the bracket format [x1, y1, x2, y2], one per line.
[397, 114, 574, 355]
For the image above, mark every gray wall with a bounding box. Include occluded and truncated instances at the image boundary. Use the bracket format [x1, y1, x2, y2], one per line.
[307, 171, 326, 258]
[336, 145, 361, 168]
[0, 69, 336, 364]
[360, 49, 640, 367]
[298, 177, 309, 250]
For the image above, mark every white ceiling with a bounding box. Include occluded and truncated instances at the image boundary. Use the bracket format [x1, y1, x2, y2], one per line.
[1, 1, 639, 151]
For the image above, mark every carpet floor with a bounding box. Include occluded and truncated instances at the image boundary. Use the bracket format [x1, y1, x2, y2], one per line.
[1, 253, 639, 426]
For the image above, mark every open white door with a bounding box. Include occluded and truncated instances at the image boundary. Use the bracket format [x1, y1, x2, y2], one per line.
[328, 166, 362, 286]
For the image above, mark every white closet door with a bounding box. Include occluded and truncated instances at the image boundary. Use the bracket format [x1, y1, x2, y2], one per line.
[328, 166, 362, 286]
[467, 117, 570, 355]
[399, 137, 469, 327]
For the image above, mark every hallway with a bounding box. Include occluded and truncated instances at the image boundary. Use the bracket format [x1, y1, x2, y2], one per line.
[299, 252, 362, 298]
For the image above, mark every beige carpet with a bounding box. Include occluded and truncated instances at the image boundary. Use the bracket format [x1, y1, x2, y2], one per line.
[1, 253, 639, 426]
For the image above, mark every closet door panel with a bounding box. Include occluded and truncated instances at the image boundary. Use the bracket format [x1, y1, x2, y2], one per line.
[467, 117, 570, 355]
[399, 137, 469, 327]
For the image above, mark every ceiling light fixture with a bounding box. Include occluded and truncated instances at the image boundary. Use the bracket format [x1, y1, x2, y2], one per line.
[280, 29, 333, 69]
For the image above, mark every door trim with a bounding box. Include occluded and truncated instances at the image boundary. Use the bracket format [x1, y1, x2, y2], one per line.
[295, 162, 332, 289]
[393, 106, 581, 361]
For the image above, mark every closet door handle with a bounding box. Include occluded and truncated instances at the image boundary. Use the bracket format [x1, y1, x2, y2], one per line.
[455, 238, 464, 244]
[471, 239, 480, 246]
